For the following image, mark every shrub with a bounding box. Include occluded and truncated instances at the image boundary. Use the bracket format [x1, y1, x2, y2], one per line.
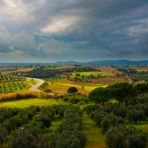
[127, 132, 148, 148]
[127, 109, 145, 124]
[11, 129, 36, 148]
[67, 87, 78, 94]
[34, 113, 51, 128]
[113, 105, 127, 118]
[50, 106, 86, 148]
[106, 126, 126, 148]
[106, 126, 147, 148]
[100, 114, 124, 134]
[90, 111, 106, 127]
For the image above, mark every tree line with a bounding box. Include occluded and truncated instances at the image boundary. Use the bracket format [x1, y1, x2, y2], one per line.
[89, 82, 148, 105]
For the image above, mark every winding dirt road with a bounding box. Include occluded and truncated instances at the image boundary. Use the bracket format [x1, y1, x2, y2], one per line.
[27, 78, 45, 92]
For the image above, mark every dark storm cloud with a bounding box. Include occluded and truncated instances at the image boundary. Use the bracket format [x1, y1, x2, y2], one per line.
[0, 0, 148, 62]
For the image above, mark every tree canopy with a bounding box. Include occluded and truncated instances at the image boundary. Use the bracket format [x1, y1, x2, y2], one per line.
[89, 87, 109, 104]
[67, 87, 78, 94]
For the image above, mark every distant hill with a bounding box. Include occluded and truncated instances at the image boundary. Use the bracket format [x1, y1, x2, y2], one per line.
[56, 60, 148, 66]
[0, 60, 148, 67]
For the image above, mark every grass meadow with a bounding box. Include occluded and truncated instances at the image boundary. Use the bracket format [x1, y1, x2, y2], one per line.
[0, 98, 64, 108]
[83, 114, 106, 148]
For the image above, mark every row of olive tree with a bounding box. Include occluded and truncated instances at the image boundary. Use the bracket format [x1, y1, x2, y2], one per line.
[0, 105, 67, 148]
[50, 106, 86, 148]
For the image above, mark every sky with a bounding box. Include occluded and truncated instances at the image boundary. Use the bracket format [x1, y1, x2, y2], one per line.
[0, 0, 148, 62]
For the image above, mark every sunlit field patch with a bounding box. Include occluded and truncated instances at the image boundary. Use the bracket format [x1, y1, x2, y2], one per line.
[0, 98, 64, 108]
[15, 68, 35, 72]
[46, 79, 108, 94]
[72, 71, 114, 77]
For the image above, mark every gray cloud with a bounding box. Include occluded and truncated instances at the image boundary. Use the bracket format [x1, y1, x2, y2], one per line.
[0, 0, 148, 62]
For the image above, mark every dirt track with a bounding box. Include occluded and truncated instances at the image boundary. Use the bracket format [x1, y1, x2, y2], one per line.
[28, 78, 45, 92]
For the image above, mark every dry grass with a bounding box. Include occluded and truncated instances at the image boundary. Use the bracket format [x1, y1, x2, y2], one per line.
[0, 91, 41, 102]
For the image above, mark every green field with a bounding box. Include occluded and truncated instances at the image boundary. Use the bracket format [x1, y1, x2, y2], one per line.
[72, 71, 113, 77]
[0, 98, 64, 108]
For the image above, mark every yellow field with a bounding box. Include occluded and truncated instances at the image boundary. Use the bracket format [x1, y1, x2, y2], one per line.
[46, 79, 108, 94]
